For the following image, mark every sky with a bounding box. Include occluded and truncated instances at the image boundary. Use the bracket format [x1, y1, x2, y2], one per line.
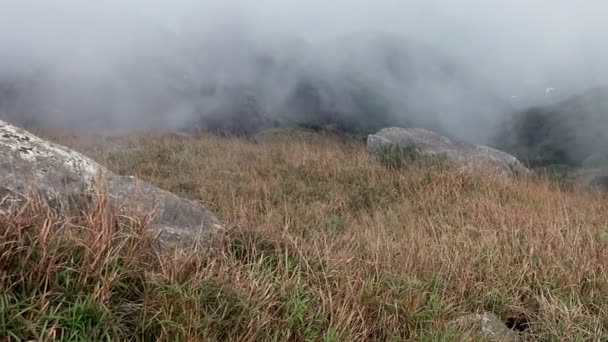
[0, 0, 606, 138]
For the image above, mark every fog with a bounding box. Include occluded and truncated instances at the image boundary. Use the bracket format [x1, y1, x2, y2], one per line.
[0, 0, 606, 142]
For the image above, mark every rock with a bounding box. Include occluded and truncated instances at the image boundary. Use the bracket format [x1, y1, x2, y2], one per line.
[449, 313, 523, 342]
[367, 127, 528, 177]
[0, 119, 222, 245]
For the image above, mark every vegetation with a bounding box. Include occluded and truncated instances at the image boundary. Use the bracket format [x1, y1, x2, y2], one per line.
[3, 131, 608, 340]
[374, 144, 448, 170]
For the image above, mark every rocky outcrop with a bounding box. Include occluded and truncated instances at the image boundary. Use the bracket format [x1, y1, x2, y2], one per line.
[495, 86, 608, 168]
[449, 313, 523, 342]
[367, 127, 528, 177]
[0, 119, 222, 245]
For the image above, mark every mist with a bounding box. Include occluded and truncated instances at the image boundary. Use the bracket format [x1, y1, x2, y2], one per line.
[1, 0, 607, 143]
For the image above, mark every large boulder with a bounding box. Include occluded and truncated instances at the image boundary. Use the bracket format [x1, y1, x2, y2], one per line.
[0, 119, 222, 245]
[367, 127, 528, 177]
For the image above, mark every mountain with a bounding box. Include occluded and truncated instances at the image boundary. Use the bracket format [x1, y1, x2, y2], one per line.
[281, 32, 512, 141]
[1, 30, 511, 140]
[495, 86, 608, 167]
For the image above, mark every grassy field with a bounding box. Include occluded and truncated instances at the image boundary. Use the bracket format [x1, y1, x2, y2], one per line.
[2, 130, 608, 341]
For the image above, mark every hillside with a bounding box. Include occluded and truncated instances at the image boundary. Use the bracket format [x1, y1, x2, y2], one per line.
[279, 32, 510, 141]
[2, 130, 608, 340]
[0, 31, 509, 142]
[496, 86, 608, 167]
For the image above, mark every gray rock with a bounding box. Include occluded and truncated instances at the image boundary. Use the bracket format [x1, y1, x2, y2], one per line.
[367, 127, 528, 177]
[0, 119, 222, 245]
[449, 313, 523, 342]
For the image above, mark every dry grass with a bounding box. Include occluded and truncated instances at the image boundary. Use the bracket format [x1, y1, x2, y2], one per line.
[3, 131, 608, 341]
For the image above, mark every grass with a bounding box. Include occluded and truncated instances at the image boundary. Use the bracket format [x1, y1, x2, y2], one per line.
[3, 130, 608, 340]
[373, 144, 449, 170]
